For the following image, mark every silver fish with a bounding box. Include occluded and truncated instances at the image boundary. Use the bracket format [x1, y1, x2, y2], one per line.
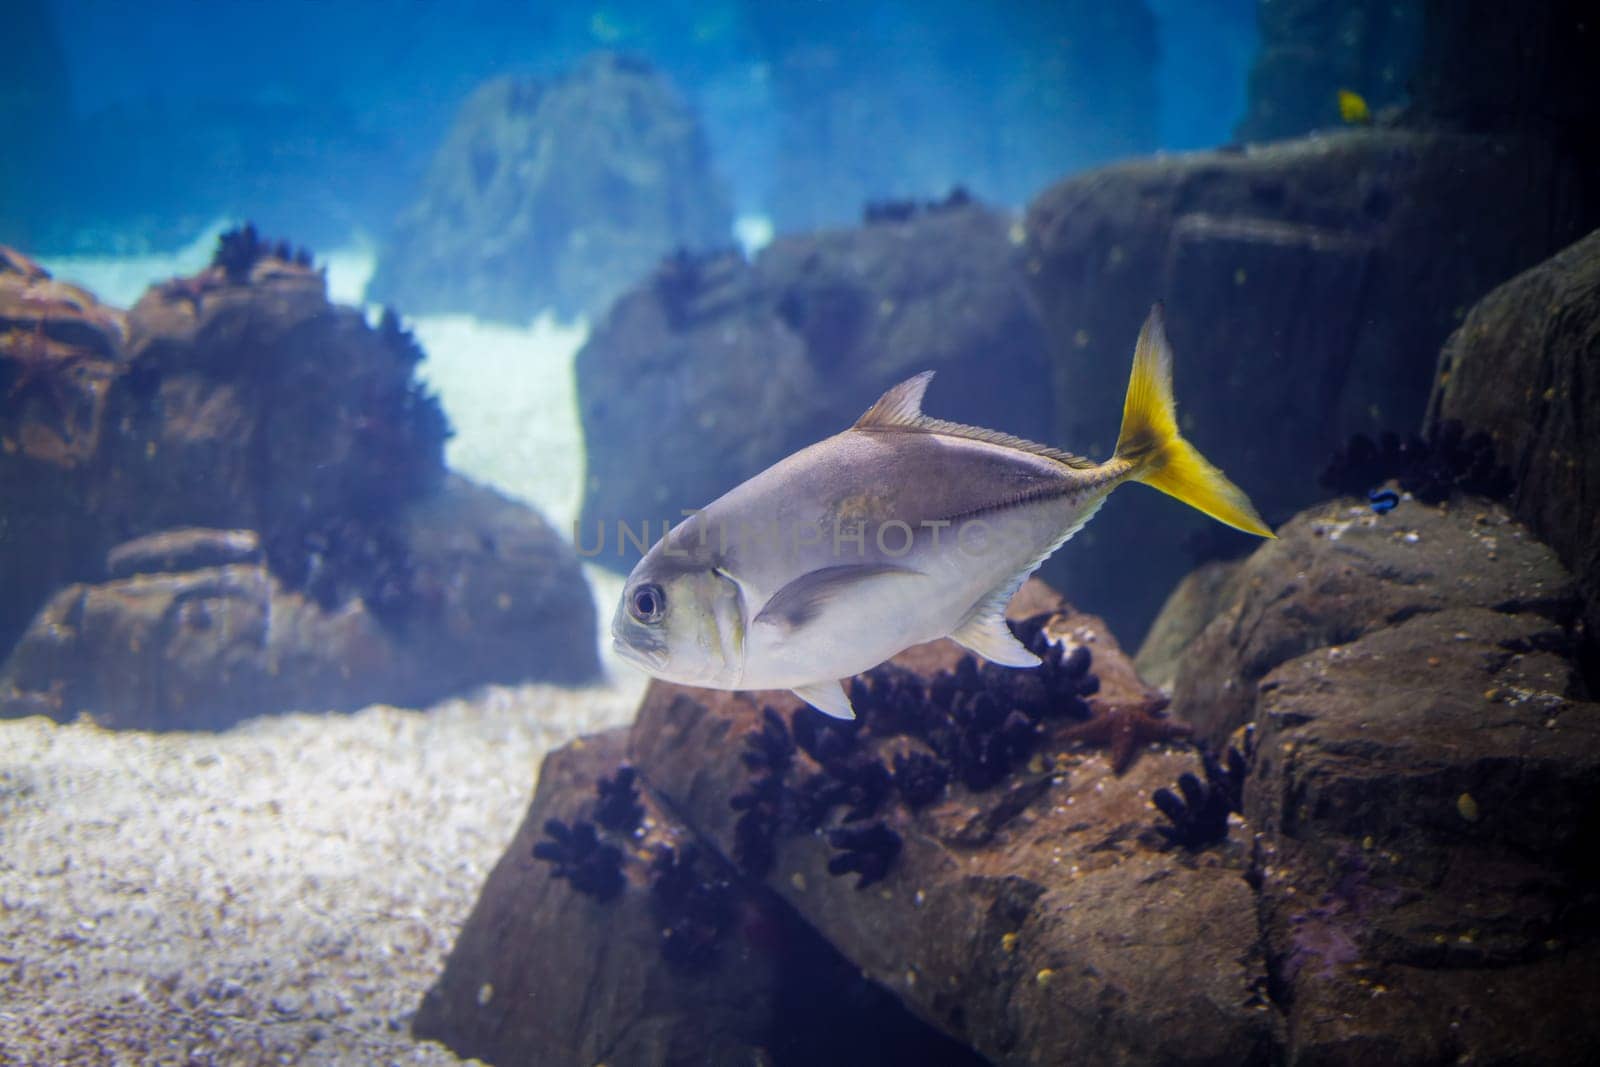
[611, 306, 1272, 718]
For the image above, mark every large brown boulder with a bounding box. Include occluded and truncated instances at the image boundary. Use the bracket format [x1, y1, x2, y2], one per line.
[576, 197, 1053, 571]
[413, 729, 778, 1066]
[1022, 128, 1598, 643]
[0, 478, 596, 728]
[368, 53, 732, 324]
[1426, 227, 1600, 679]
[0, 247, 129, 656]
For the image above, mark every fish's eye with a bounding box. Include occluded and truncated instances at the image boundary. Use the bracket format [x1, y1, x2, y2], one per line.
[629, 583, 666, 624]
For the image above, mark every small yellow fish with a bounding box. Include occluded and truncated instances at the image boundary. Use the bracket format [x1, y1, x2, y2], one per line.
[1338, 89, 1371, 125]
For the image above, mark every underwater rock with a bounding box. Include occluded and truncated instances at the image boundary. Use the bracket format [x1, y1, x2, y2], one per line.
[414, 729, 778, 1066]
[625, 579, 1273, 1065]
[418, 727, 985, 1066]
[1133, 559, 1244, 691]
[368, 52, 732, 323]
[577, 198, 1052, 572]
[1247, 591, 1600, 1062]
[1023, 128, 1598, 645]
[0, 475, 596, 729]
[1150, 486, 1600, 1060]
[1427, 227, 1600, 682]
[0, 247, 130, 656]
[1, 234, 596, 716]
[1165, 495, 1579, 749]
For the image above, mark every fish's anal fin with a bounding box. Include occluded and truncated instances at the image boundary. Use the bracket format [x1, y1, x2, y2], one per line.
[793, 680, 855, 720]
[853, 371, 934, 429]
[950, 609, 1041, 668]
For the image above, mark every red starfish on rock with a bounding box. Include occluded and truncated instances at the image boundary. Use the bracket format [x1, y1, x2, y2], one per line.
[1058, 693, 1194, 775]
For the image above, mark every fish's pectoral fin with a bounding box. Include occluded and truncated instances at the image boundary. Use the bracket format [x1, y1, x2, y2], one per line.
[950, 608, 1041, 668]
[793, 679, 855, 720]
[753, 563, 921, 632]
[853, 371, 934, 429]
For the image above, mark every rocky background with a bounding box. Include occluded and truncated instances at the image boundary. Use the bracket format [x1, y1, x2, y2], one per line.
[366, 53, 733, 325]
[1, 229, 598, 729]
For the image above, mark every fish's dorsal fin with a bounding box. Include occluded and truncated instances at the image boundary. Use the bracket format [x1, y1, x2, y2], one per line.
[793, 679, 855, 720]
[853, 372, 1098, 471]
[854, 371, 935, 429]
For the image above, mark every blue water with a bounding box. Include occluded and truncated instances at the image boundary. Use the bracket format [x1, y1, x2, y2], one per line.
[14, 0, 1255, 254]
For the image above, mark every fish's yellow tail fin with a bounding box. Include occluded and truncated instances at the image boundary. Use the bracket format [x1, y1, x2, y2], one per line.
[1113, 306, 1275, 538]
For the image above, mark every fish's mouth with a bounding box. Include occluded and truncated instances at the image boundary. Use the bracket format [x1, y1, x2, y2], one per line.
[612, 636, 667, 673]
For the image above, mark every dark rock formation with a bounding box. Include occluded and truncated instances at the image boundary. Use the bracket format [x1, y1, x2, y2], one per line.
[1, 233, 597, 725]
[1235, 0, 1423, 143]
[1167, 496, 1578, 749]
[414, 729, 778, 1066]
[1146, 490, 1600, 1061]
[576, 198, 1052, 571]
[368, 52, 732, 323]
[1427, 228, 1600, 683]
[1409, 0, 1600, 141]
[1022, 128, 1598, 644]
[416, 727, 986, 1067]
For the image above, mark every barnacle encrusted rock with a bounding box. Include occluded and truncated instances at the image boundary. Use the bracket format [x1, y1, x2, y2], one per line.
[1153, 495, 1600, 1062]
[0, 477, 596, 728]
[1166, 496, 1578, 749]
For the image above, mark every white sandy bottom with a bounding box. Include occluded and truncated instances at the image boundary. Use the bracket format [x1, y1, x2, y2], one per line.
[0, 675, 646, 1063]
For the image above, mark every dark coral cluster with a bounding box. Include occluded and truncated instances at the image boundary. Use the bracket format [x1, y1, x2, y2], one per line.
[862, 186, 975, 225]
[730, 707, 794, 878]
[257, 307, 450, 624]
[825, 823, 903, 890]
[533, 762, 742, 971]
[722, 613, 1102, 889]
[1320, 419, 1514, 505]
[212, 222, 313, 283]
[1151, 729, 1252, 850]
[531, 763, 642, 901]
[264, 515, 415, 621]
[649, 843, 738, 972]
[531, 818, 626, 901]
[594, 764, 645, 835]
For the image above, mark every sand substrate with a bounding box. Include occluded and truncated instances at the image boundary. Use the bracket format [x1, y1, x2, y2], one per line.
[0, 675, 645, 1065]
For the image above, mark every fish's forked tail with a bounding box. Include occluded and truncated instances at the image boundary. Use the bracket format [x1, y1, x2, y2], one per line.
[1112, 305, 1276, 538]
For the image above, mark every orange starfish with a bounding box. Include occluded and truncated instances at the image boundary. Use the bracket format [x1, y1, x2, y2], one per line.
[1058, 693, 1193, 775]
